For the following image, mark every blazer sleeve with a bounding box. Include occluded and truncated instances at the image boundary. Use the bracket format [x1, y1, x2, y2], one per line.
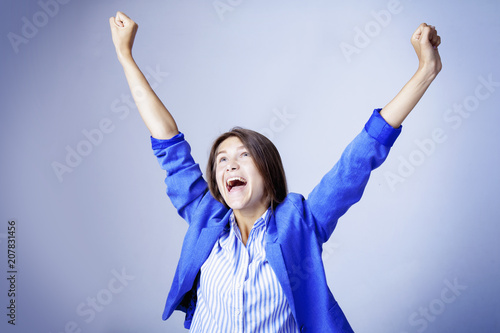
[306, 108, 402, 243]
[151, 132, 219, 224]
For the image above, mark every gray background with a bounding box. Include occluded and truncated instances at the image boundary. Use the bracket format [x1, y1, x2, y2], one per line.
[1, 0, 499, 332]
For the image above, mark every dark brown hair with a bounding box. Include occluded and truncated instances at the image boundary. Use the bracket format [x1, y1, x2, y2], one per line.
[206, 127, 288, 209]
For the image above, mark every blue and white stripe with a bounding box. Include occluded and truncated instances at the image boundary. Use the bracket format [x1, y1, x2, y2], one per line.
[189, 208, 299, 332]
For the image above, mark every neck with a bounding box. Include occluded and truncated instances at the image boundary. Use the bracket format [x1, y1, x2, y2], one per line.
[233, 204, 269, 246]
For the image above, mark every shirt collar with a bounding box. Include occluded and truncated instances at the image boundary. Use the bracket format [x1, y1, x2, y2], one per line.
[222, 207, 271, 248]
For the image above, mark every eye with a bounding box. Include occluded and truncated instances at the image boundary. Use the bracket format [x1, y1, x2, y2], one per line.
[218, 156, 227, 163]
[241, 152, 249, 158]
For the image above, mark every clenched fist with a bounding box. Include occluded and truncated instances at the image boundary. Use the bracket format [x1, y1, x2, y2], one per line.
[109, 11, 138, 63]
[411, 23, 442, 77]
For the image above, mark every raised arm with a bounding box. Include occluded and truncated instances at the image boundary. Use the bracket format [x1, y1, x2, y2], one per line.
[380, 23, 442, 128]
[109, 11, 179, 139]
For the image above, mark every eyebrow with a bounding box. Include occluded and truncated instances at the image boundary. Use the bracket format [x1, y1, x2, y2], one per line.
[216, 145, 246, 156]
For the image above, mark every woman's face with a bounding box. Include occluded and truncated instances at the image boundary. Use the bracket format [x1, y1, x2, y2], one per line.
[215, 136, 268, 213]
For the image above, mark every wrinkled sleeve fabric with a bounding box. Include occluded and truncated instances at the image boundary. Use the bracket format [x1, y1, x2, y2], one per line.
[306, 108, 402, 243]
[151, 132, 210, 224]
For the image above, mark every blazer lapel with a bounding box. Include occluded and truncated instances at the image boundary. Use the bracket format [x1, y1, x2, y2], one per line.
[265, 213, 297, 321]
[186, 217, 229, 281]
[167, 216, 229, 319]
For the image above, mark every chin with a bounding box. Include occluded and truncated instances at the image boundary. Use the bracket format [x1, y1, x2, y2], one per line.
[224, 199, 247, 211]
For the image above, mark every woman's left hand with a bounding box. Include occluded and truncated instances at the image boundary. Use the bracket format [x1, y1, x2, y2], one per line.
[411, 23, 442, 78]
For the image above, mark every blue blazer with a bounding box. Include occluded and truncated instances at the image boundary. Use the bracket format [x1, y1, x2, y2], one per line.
[151, 109, 401, 332]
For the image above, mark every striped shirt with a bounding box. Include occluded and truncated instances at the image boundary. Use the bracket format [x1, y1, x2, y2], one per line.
[189, 208, 299, 332]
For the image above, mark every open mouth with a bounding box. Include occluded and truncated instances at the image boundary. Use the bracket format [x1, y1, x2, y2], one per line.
[226, 176, 247, 192]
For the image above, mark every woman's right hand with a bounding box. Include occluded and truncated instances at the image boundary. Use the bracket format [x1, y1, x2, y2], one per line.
[109, 11, 138, 63]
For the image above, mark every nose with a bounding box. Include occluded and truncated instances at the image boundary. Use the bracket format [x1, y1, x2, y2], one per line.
[226, 161, 239, 172]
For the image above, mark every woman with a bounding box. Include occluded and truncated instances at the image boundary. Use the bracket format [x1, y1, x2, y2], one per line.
[109, 11, 441, 332]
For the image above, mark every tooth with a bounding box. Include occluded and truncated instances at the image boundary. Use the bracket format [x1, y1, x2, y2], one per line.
[226, 176, 247, 187]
